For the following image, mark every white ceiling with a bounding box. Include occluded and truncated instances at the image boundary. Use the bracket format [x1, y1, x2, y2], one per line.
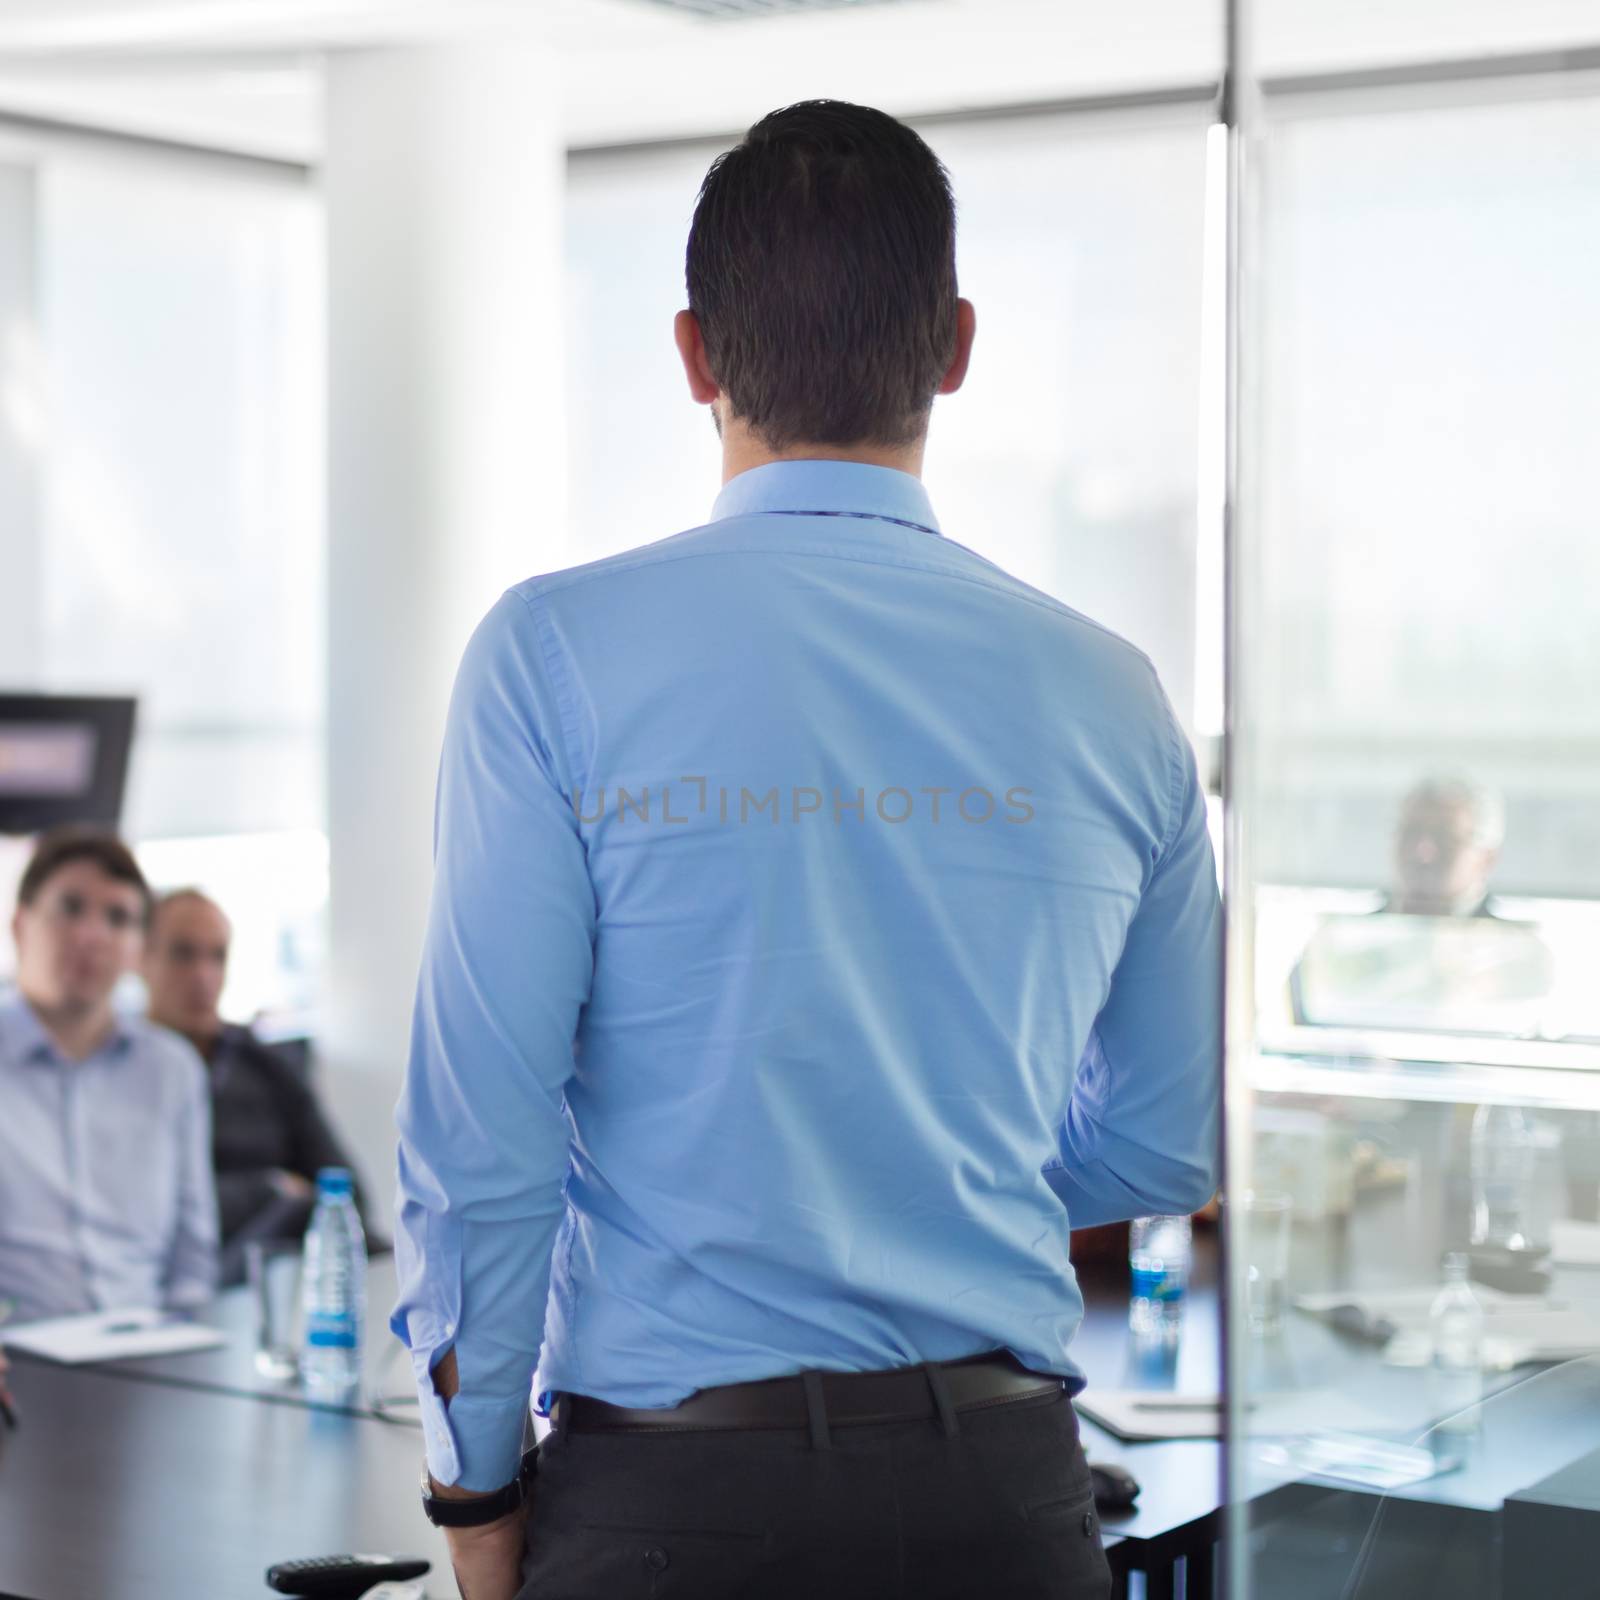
[0, 0, 692, 54]
[0, 0, 1594, 163]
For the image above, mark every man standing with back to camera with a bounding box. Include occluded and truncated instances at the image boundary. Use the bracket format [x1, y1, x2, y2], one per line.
[392, 100, 1221, 1600]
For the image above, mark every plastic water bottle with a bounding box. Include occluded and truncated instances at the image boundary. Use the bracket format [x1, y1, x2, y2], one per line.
[1129, 1215, 1192, 1339]
[300, 1167, 367, 1399]
[1429, 1253, 1484, 1436]
[1470, 1103, 1537, 1250]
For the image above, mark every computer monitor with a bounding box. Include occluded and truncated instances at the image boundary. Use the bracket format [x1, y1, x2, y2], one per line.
[0, 694, 137, 835]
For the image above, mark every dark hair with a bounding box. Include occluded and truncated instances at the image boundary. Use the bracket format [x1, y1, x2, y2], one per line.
[686, 99, 959, 451]
[16, 825, 153, 926]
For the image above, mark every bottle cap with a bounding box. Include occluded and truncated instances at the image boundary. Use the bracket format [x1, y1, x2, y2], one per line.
[316, 1166, 354, 1196]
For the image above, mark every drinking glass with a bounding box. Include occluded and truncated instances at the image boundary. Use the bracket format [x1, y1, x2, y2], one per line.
[1239, 1190, 1293, 1337]
[246, 1239, 301, 1381]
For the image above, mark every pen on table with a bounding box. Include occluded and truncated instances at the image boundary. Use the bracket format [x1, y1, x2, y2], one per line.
[1127, 1398, 1254, 1413]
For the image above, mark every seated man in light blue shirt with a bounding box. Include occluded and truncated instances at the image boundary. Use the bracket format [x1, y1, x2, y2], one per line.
[0, 827, 218, 1325]
[393, 100, 1221, 1600]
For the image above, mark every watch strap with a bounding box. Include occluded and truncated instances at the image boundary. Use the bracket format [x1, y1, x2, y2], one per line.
[421, 1447, 538, 1527]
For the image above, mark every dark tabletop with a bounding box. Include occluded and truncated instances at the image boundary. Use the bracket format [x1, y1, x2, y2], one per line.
[0, 1358, 458, 1600]
[10, 1196, 1599, 1598]
[2, 1250, 1226, 1597]
[85, 1244, 1229, 1555]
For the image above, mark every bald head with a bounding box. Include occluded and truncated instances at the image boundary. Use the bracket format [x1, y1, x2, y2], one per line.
[1393, 777, 1503, 916]
[143, 889, 233, 1048]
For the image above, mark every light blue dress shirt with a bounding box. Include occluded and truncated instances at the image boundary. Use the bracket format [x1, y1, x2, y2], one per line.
[0, 991, 219, 1324]
[392, 460, 1222, 1489]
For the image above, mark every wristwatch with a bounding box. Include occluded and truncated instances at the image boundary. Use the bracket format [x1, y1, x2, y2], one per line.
[420, 1447, 538, 1528]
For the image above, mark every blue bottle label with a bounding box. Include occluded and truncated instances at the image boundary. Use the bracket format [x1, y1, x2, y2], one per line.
[306, 1312, 358, 1349]
[1130, 1265, 1186, 1303]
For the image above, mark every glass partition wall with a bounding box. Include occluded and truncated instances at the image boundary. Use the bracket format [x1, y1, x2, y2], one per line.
[1226, 53, 1600, 1600]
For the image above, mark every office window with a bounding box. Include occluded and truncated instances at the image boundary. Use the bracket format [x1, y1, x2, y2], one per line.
[35, 149, 324, 844]
[0, 146, 326, 1017]
[1246, 87, 1600, 1051]
[1252, 91, 1600, 901]
[563, 140, 714, 572]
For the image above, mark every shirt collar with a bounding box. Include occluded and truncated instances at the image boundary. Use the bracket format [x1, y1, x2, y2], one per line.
[0, 991, 137, 1067]
[710, 460, 942, 538]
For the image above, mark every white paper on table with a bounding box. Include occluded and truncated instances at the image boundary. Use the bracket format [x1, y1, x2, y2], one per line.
[1477, 1310, 1600, 1366]
[1075, 1390, 1225, 1441]
[1550, 1218, 1600, 1267]
[2, 1306, 227, 1363]
[1081, 1383, 1430, 1444]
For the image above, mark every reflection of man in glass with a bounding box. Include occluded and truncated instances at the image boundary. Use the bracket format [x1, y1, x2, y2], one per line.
[1384, 777, 1503, 918]
[1291, 775, 1553, 1034]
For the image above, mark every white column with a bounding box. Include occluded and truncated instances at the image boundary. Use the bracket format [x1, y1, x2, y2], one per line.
[0, 160, 41, 685]
[323, 43, 566, 1216]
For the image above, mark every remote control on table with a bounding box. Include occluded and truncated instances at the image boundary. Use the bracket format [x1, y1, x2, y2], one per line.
[265, 1553, 431, 1597]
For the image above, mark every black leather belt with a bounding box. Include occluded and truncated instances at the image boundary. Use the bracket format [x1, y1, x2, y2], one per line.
[561, 1350, 1064, 1434]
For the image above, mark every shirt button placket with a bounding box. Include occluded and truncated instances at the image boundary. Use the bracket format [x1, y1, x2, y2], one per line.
[63, 1065, 94, 1308]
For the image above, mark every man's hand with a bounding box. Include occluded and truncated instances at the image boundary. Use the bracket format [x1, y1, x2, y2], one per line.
[426, 1347, 529, 1600]
[431, 1488, 529, 1600]
[269, 1169, 317, 1203]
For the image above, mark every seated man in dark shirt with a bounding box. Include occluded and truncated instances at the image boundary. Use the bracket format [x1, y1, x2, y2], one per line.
[141, 888, 384, 1281]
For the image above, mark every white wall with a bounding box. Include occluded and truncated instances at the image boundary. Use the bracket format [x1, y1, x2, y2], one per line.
[0, 160, 40, 684]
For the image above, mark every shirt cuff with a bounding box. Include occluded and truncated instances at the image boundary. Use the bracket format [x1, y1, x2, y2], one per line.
[411, 1348, 533, 1491]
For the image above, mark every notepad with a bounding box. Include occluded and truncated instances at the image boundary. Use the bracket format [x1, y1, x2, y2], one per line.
[1078, 1386, 1396, 1442]
[1076, 1390, 1225, 1441]
[3, 1306, 227, 1364]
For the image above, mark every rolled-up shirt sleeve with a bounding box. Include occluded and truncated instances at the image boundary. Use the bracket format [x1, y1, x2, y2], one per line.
[1043, 694, 1223, 1229]
[390, 587, 596, 1491]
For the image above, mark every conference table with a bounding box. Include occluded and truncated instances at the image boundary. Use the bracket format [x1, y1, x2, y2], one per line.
[13, 1210, 1600, 1600]
[0, 1357, 457, 1599]
[0, 1246, 1225, 1600]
